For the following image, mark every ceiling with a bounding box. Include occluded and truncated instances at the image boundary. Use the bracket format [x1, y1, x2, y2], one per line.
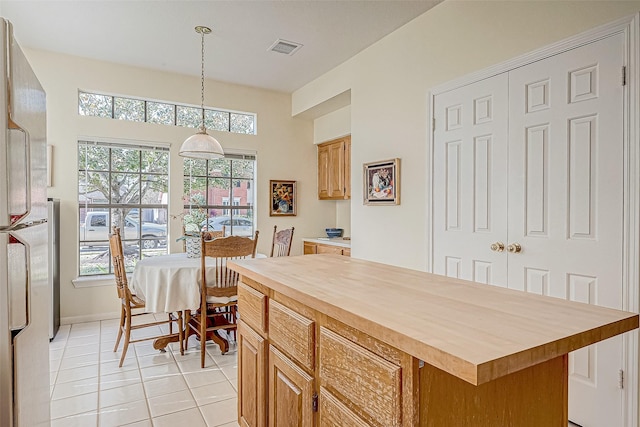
[0, 0, 441, 93]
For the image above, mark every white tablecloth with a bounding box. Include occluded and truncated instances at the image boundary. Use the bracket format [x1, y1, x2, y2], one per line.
[130, 252, 264, 314]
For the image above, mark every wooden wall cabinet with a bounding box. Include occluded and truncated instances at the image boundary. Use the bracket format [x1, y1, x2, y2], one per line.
[318, 136, 351, 200]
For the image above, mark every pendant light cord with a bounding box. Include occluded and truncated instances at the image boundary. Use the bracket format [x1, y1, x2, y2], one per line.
[200, 28, 206, 131]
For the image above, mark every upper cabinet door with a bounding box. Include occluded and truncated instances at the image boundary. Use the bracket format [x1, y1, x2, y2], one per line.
[317, 136, 351, 200]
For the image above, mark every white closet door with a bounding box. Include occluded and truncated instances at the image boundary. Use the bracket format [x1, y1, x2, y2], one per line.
[507, 33, 625, 426]
[432, 73, 508, 285]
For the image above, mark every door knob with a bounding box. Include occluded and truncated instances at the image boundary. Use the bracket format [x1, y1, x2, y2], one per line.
[490, 242, 505, 252]
[507, 243, 522, 253]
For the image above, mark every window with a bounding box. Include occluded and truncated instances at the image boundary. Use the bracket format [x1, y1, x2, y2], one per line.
[183, 154, 256, 237]
[79, 91, 256, 135]
[78, 140, 169, 276]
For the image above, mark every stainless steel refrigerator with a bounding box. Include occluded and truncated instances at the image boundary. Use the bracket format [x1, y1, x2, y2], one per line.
[0, 18, 50, 426]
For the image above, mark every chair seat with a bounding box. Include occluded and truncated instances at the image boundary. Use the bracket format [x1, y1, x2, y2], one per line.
[206, 295, 238, 304]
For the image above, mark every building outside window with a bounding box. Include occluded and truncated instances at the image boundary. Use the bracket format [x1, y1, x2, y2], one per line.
[183, 154, 256, 237]
[78, 140, 169, 276]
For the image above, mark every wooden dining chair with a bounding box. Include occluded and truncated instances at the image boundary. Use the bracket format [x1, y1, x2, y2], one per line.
[110, 227, 183, 367]
[185, 231, 259, 368]
[270, 225, 294, 257]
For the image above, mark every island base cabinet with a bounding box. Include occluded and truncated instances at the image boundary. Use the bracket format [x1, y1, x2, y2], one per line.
[419, 354, 568, 426]
[319, 387, 372, 427]
[269, 345, 315, 427]
[238, 321, 267, 427]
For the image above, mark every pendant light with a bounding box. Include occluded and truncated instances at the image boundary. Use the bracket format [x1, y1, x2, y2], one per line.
[179, 25, 224, 160]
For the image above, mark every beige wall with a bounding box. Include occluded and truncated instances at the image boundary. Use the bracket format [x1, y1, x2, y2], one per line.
[26, 49, 331, 323]
[295, 0, 640, 270]
[313, 106, 352, 236]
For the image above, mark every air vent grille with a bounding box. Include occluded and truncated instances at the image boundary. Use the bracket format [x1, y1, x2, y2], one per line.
[268, 39, 303, 56]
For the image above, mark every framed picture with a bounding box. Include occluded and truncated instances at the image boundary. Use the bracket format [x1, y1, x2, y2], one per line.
[363, 158, 400, 205]
[270, 180, 297, 216]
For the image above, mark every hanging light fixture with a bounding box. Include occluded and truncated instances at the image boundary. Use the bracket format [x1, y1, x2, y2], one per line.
[179, 25, 224, 159]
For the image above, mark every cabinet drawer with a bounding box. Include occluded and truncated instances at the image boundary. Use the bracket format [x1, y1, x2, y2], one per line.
[319, 327, 402, 427]
[303, 242, 317, 254]
[269, 299, 315, 371]
[316, 244, 344, 255]
[319, 387, 372, 427]
[238, 282, 267, 334]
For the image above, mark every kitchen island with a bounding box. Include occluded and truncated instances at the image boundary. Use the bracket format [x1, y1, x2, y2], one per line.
[228, 254, 639, 426]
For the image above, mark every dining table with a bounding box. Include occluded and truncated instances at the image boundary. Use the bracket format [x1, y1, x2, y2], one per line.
[129, 251, 265, 351]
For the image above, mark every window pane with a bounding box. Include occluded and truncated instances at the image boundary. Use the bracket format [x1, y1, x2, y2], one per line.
[184, 177, 208, 203]
[79, 92, 112, 118]
[232, 179, 252, 206]
[111, 148, 140, 172]
[183, 158, 207, 177]
[231, 159, 254, 179]
[230, 113, 255, 134]
[147, 102, 175, 125]
[229, 208, 254, 236]
[177, 106, 202, 128]
[79, 171, 109, 204]
[206, 110, 229, 132]
[141, 175, 168, 204]
[114, 97, 145, 122]
[112, 173, 140, 204]
[208, 158, 230, 178]
[79, 239, 111, 275]
[79, 144, 109, 171]
[141, 150, 169, 174]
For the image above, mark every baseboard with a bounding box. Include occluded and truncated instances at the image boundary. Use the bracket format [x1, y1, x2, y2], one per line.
[61, 311, 120, 325]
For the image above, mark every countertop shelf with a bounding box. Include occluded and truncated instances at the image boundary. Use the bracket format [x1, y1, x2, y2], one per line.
[302, 237, 351, 248]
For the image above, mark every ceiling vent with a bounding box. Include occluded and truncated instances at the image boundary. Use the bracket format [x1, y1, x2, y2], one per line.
[268, 39, 303, 56]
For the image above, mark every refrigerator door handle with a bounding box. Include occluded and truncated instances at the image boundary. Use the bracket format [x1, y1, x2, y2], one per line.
[5, 125, 32, 227]
[7, 233, 28, 330]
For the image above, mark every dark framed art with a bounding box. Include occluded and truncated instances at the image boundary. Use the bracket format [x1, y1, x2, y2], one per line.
[363, 158, 400, 205]
[270, 180, 297, 216]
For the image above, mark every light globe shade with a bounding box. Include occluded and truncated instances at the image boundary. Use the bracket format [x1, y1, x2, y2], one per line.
[179, 131, 224, 159]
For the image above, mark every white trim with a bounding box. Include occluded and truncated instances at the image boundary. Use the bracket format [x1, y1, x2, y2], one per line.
[61, 311, 120, 325]
[77, 136, 171, 150]
[72, 274, 128, 288]
[623, 13, 640, 427]
[428, 13, 639, 427]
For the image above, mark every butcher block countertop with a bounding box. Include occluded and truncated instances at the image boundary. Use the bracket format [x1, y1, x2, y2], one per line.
[229, 254, 639, 386]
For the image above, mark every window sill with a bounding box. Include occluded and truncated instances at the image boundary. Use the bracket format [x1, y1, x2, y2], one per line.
[72, 275, 123, 288]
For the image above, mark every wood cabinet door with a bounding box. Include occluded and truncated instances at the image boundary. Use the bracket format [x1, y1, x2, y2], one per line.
[303, 242, 317, 255]
[238, 321, 267, 427]
[318, 144, 330, 199]
[269, 345, 315, 427]
[327, 140, 345, 198]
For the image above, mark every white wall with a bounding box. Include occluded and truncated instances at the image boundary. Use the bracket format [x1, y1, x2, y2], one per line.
[294, 0, 640, 270]
[25, 49, 333, 322]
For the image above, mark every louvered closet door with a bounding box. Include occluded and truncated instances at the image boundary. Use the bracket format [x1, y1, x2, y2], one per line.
[432, 73, 509, 285]
[507, 33, 625, 427]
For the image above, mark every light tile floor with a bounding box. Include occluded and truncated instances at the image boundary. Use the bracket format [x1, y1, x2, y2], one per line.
[49, 315, 240, 427]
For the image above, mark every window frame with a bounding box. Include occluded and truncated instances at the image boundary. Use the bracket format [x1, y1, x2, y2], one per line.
[183, 153, 256, 237]
[78, 140, 170, 277]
